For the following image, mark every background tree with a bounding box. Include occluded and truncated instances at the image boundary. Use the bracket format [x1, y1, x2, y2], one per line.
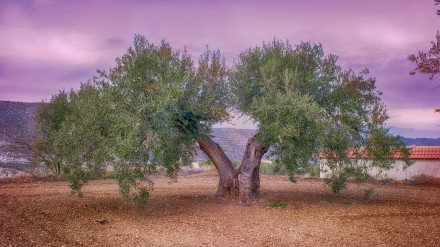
[408, 31, 440, 80]
[436, 0, 440, 16]
[408, 1, 440, 111]
[32, 91, 70, 174]
[32, 82, 114, 191]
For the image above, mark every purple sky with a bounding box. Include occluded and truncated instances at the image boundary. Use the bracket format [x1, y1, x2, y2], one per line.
[0, 0, 439, 137]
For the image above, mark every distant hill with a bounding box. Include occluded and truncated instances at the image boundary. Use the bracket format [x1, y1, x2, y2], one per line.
[390, 126, 440, 139]
[400, 137, 440, 146]
[0, 101, 38, 141]
[197, 128, 257, 162]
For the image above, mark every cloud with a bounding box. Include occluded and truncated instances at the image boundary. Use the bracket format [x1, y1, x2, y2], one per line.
[387, 108, 440, 130]
[0, 59, 97, 102]
[0, 27, 105, 65]
[370, 58, 440, 110]
[0, 0, 439, 135]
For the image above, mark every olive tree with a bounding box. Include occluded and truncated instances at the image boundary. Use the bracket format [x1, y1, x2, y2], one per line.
[33, 82, 115, 191]
[34, 35, 235, 205]
[32, 91, 71, 174]
[34, 36, 411, 206]
[230, 40, 411, 198]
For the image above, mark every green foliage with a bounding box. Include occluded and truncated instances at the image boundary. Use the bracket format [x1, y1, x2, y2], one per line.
[259, 160, 320, 177]
[200, 160, 215, 168]
[133, 188, 150, 209]
[33, 35, 412, 205]
[363, 188, 374, 200]
[231, 39, 412, 194]
[259, 161, 287, 175]
[100, 170, 118, 179]
[325, 173, 348, 194]
[296, 165, 320, 177]
[232, 160, 241, 169]
[258, 161, 276, 175]
[32, 82, 117, 195]
[203, 194, 214, 199]
[266, 199, 288, 208]
[32, 35, 230, 208]
[32, 91, 71, 174]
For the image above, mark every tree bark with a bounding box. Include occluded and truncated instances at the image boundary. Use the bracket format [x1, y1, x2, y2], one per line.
[197, 136, 239, 197]
[238, 133, 269, 200]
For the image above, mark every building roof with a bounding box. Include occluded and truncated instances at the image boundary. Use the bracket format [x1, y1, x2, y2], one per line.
[320, 146, 440, 160]
[407, 146, 440, 160]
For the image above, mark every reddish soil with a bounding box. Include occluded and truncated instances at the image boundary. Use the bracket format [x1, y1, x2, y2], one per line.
[1, 170, 439, 246]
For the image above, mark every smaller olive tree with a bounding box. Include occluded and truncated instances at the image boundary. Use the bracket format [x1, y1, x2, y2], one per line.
[230, 40, 412, 197]
[33, 82, 115, 193]
[32, 91, 71, 174]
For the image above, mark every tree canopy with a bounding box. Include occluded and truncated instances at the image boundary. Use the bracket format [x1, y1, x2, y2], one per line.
[33, 35, 411, 207]
[230, 40, 411, 193]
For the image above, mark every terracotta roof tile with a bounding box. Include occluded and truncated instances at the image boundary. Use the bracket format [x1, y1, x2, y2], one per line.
[321, 146, 440, 160]
[407, 146, 440, 159]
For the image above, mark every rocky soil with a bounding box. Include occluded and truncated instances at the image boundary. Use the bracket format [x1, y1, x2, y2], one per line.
[1, 170, 439, 246]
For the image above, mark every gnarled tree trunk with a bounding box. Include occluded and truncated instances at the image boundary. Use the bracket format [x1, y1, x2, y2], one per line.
[238, 133, 269, 200]
[197, 136, 239, 197]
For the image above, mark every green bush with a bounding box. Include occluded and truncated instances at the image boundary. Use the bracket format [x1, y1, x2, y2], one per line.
[259, 161, 275, 175]
[232, 160, 241, 169]
[363, 188, 374, 200]
[259, 160, 320, 177]
[260, 161, 288, 175]
[200, 160, 215, 168]
[295, 165, 320, 177]
[101, 170, 118, 179]
[306, 165, 320, 177]
[266, 199, 287, 208]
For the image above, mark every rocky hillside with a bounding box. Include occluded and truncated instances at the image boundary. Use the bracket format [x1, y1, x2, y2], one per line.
[0, 100, 38, 142]
[196, 128, 257, 162]
[401, 137, 440, 146]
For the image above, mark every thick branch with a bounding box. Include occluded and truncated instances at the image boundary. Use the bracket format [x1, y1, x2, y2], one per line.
[239, 133, 269, 200]
[197, 135, 239, 197]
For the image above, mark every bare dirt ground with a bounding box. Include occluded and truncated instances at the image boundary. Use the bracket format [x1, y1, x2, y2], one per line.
[1, 170, 439, 247]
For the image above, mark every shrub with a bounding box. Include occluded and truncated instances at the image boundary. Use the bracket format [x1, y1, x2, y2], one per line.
[200, 160, 215, 168]
[266, 199, 288, 208]
[232, 160, 241, 169]
[363, 188, 374, 200]
[259, 161, 276, 175]
[260, 161, 289, 175]
[259, 160, 320, 177]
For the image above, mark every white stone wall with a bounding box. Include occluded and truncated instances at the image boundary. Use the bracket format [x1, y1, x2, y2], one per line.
[320, 159, 440, 180]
